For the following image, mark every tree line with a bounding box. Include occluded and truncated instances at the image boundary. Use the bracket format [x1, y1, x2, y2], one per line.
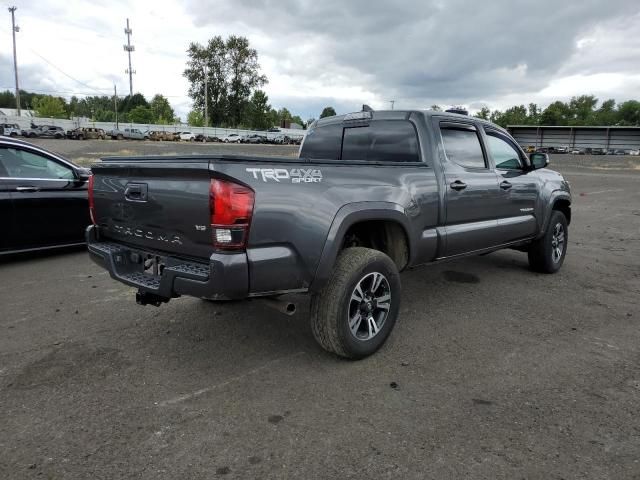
[469, 95, 640, 128]
[0, 90, 176, 124]
[183, 35, 311, 129]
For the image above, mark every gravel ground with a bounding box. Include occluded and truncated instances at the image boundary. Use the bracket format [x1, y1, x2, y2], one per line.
[0, 142, 639, 479]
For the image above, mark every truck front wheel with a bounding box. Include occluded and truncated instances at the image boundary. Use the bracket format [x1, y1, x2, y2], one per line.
[310, 247, 401, 359]
[528, 210, 568, 273]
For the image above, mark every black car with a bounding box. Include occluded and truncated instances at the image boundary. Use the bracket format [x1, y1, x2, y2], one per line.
[0, 136, 91, 254]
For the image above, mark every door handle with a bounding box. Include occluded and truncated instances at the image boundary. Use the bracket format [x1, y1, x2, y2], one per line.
[450, 180, 467, 191]
[500, 181, 513, 190]
[15, 186, 40, 192]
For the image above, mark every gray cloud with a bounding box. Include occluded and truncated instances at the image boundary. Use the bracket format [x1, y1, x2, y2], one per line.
[0, 53, 59, 94]
[185, 0, 640, 114]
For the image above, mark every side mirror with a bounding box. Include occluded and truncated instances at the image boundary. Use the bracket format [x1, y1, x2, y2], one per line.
[529, 152, 549, 170]
[76, 168, 91, 181]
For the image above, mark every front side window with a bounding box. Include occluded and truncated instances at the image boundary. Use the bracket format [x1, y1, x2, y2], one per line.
[0, 148, 75, 180]
[440, 126, 486, 168]
[485, 132, 523, 170]
[341, 121, 420, 162]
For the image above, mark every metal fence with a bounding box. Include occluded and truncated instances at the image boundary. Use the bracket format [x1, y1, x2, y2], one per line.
[507, 125, 640, 150]
[0, 115, 305, 140]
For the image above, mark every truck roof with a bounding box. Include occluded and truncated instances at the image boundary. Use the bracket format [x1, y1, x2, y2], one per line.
[315, 109, 501, 131]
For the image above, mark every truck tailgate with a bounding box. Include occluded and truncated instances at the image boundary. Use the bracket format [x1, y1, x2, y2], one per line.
[92, 159, 214, 260]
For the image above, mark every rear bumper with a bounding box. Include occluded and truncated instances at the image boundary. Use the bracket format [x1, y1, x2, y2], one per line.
[86, 225, 248, 300]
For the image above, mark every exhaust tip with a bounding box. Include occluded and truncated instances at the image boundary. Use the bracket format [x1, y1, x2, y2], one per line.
[285, 303, 296, 315]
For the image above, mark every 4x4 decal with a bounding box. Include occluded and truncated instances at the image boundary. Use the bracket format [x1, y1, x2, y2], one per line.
[246, 167, 322, 183]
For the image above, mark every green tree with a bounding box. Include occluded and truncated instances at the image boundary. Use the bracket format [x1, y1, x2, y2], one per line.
[32, 96, 68, 118]
[595, 99, 617, 125]
[490, 105, 528, 127]
[540, 101, 571, 125]
[0, 90, 15, 108]
[290, 115, 304, 127]
[187, 110, 204, 126]
[128, 105, 154, 124]
[320, 106, 336, 118]
[527, 103, 540, 124]
[568, 95, 598, 125]
[616, 100, 640, 126]
[149, 94, 175, 124]
[184, 35, 266, 127]
[474, 106, 490, 120]
[226, 35, 268, 126]
[184, 36, 228, 126]
[245, 90, 270, 130]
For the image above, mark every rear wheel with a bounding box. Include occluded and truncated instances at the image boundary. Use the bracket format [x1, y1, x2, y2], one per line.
[117, 134, 124, 140]
[310, 247, 401, 359]
[528, 210, 568, 273]
[77, 135, 84, 140]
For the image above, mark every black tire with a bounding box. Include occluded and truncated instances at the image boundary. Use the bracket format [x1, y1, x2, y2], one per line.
[310, 247, 401, 359]
[9, 132, 17, 137]
[117, 134, 124, 140]
[528, 210, 568, 273]
[77, 135, 84, 140]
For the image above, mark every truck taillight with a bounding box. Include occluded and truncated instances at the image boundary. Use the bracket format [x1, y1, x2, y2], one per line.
[88, 174, 96, 225]
[209, 179, 254, 250]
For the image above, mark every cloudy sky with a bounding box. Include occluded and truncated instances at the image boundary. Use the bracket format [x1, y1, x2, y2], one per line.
[1, 0, 639, 121]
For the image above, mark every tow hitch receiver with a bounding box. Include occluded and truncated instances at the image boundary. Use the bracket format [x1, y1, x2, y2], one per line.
[136, 290, 170, 307]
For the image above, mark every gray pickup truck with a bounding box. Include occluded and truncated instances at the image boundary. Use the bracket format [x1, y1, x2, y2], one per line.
[87, 109, 571, 358]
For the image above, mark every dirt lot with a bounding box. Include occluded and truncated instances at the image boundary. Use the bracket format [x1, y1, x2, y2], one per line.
[26, 138, 299, 166]
[0, 142, 639, 479]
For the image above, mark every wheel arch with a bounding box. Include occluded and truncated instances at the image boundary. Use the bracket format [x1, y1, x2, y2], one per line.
[310, 202, 413, 293]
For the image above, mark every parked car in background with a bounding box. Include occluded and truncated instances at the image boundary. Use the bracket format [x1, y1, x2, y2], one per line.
[222, 133, 242, 143]
[629, 148, 640, 156]
[591, 148, 606, 155]
[1, 123, 21, 137]
[554, 146, 569, 154]
[614, 149, 627, 155]
[242, 134, 266, 144]
[108, 128, 149, 140]
[67, 127, 106, 140]
[148, 131, 176, 141]
[570, 148, 585, 155]
[22, 125, 66, 139]
[178, 131, 196, 141]
[0, 136, 91, 254]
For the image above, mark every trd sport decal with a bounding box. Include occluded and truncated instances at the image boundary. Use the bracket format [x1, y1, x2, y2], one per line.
[246, 168, 322, 183]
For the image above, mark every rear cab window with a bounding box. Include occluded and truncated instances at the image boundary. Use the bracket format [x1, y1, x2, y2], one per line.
[300, 120, 420, 162]
[439, 123, 487, 169]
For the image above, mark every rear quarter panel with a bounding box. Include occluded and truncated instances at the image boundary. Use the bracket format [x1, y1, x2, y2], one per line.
[210, 160, 438, 294]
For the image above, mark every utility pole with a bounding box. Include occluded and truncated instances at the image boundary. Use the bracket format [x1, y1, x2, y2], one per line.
[123, 18, 135, 96]
[8, 6, 20, 116]
[203, 64, 208, 127]
[114, 84, 119, 129]
[389, 100, 395, 110]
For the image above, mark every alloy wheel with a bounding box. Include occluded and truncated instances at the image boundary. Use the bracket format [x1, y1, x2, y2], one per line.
[347, 272, 392, 341]
[551, 223, 565, 263]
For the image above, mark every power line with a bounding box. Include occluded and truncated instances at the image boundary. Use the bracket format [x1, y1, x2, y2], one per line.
[0, 22, 111, 96]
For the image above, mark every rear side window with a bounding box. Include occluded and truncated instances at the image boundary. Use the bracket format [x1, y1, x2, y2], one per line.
[440, 126, 486, 168]
[300, 124, 343, 160]
[342, 121, 419, 162]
